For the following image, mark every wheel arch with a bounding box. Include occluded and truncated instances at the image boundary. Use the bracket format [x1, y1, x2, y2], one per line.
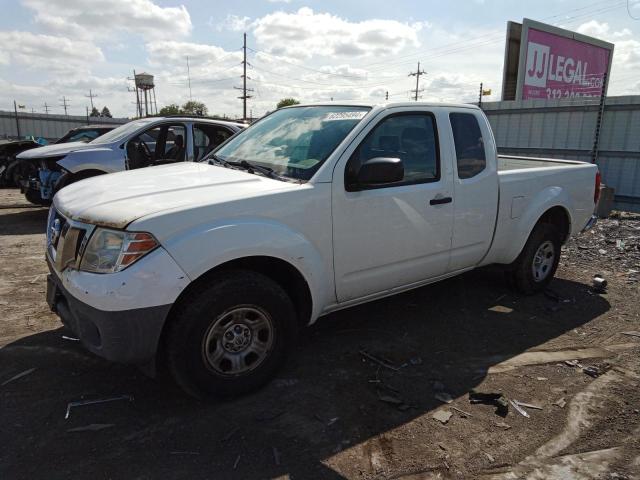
[159, 255, 314, 357]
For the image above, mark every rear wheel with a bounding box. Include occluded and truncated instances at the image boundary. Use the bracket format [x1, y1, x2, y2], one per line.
[165, 270, 298, 399]
[509, 223, 561, 294]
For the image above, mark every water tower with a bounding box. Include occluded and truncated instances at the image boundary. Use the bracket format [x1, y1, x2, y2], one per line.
[133, 71, 158, 117]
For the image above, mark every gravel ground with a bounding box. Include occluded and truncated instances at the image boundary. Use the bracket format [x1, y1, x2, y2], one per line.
[0, 188, 639, 480]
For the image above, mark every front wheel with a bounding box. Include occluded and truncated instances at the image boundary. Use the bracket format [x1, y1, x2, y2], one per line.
[165, 270, 298, 399]
[509, 223, 561, 294]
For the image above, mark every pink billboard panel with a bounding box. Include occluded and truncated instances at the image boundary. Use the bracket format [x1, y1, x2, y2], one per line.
[522, 28, 611, 100]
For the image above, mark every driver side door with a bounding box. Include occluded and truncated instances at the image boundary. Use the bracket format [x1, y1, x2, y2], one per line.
[331, 109, 455, 303]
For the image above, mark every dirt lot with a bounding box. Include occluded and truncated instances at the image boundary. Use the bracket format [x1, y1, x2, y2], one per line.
[1, 187, 639, 480]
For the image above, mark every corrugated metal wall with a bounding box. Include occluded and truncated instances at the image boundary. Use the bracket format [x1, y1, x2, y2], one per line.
[482, 95, 640, 212]
[0, 110, 128, 142]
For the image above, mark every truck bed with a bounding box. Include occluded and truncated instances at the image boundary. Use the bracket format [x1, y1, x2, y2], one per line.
[497, 155, 587, 172]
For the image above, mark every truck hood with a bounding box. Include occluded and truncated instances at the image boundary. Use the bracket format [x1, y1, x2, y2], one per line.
[17, 141, 98, 159]
[54, 162, 299, 228]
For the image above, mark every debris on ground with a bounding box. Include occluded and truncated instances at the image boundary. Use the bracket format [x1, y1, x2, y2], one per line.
[1, 367, 36, 386]
[451, 406, 473, 418]
[434, 392, 453, 404]
[66, 424, 114, 433]
[494, 421, 512, 430]
[553, 397, 567, 408]
[565, 359, 583, 368]
[582, 363, 612, 378]
[488, 305, 513, 313]
[408, 356, 423, 366]
[432, 410, 453, 424]
[61, 335, 79, 342]
[509, 400, 530, 418]
[484, 452, 495, 463]
[272, 446, 281, 466]
[592, 274, 608, 292]
[64, 394, 134, 419]
[468, 390, 509, 417]
[621, 331, 640, 338]
[255, 410, 285, 421]
[512, 400, 543, 411]
[359, 349, 401, 371]
[233, 455, 241, 470]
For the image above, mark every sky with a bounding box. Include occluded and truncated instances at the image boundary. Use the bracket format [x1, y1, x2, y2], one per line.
[0, 0, 639, 118]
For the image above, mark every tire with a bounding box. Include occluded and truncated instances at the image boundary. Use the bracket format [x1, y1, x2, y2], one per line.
[24, 187, 51, 206]
[165, 269, 298, 399]
[509, 223, 561, 294]
[53, 170, 104, 195]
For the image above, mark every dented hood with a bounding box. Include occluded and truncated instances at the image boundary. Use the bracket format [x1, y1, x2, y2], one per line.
[54, 162, 298, 228]
[16, 141, 98, 159]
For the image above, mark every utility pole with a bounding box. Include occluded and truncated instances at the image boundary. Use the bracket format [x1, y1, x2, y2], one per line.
[409, 62, 426, 101]
[186, 56, 193, 101]
[234, 32, 253, 121]
[86, 106, 90, 124]
[43, 102, 50, 114]
[85, 89, 98, 110]
[13, 100, 21, 137]
[60, 96, 69, 116]
[385, 91, 389, 101]
[478, 83, 483, 108]
[590, 72, 608, 164]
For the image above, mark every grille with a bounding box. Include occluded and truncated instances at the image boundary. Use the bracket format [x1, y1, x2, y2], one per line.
[47, 208, 91, 271]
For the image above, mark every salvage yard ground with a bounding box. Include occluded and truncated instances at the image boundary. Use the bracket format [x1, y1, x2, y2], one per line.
[1, 188, 639, 480]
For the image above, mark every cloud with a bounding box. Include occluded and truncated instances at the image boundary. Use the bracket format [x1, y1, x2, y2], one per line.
[252, 7, 421, 59]
[146, 40, 242, 67]
[0, 30, 104, 72]
[21, 0, 192, 41]
[212, 14, 252, 32]
[576, 20, 630, 40]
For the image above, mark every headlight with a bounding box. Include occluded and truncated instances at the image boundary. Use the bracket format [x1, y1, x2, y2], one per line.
[79, 227, 159, 273]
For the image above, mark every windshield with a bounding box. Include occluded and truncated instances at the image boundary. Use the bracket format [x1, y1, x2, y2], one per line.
[90, 119, 155, 145]
[207, 106, 370, 181]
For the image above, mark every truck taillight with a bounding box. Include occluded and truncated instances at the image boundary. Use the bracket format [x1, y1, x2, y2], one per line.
[594, 170, 601, 204]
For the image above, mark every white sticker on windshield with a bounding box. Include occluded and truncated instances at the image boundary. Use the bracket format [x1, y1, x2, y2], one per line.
[324, 111, 367, 121]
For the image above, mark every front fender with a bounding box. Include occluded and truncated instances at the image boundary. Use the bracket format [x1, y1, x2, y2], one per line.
[160, 218, 333, 323]
[491, 186, 573, 265]
[57, 148, 124, 174]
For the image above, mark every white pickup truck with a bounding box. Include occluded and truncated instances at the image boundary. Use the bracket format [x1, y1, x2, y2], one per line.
[45, 102, 600, 398]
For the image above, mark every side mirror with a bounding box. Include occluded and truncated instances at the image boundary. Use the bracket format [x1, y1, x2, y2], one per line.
[356, 157, 404, 187]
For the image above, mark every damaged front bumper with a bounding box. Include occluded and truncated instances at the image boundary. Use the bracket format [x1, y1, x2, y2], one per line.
[45, 247, 190, 366]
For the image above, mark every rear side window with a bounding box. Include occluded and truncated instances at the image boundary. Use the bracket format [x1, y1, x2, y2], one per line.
[450, 113, 486, 179]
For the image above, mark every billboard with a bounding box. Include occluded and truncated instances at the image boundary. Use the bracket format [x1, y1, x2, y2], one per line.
[501, 19, 614, 101]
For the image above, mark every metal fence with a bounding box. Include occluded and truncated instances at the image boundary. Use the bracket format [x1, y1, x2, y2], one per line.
[0, 110, 129, 142]
[482, 95, 640, 212]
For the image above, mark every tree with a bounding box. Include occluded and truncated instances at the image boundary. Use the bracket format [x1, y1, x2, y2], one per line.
[100, 106, 112, 118]
[89, 107, 100, 117]
[181, 100, 208, 116]
[159, 103, 180, 116]
[277, 98, 300, 109]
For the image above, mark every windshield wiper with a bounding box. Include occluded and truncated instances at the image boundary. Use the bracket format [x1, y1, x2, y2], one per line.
[208, 154, 232, 168]
[231, 160, 290, 182]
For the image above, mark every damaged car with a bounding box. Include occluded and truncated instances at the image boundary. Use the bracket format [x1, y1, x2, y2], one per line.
[17, 116, 244, 205]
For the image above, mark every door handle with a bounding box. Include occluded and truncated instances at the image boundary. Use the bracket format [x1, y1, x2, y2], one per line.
[429, 196, 452, 206]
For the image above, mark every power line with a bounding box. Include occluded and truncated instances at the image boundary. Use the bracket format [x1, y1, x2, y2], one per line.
[627, 0, 640, 18]
[186, 55, 193, 100]
[42, 102, 50, 114]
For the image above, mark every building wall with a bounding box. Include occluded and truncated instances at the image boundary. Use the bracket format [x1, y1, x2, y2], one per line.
[0, 110, 129, 142]
[482, 95, 640, 212]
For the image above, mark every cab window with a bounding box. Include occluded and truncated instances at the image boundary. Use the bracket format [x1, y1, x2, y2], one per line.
[346, 113, 439, 189]
[193, 124, 233, 161]
[126, 123, 186, 169]
[450, 113, 486, 179]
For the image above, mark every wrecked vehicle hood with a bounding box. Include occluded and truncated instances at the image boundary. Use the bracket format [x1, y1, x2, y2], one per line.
[54, 162, 300, 229]
[16, 141, 100, 159]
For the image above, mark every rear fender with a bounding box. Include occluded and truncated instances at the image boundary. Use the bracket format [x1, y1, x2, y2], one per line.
[492, 186, 573, 265]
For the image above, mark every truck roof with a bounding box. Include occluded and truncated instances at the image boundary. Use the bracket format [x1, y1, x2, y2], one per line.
[161, 116, 246, 128]
[287, 101, 482, 110]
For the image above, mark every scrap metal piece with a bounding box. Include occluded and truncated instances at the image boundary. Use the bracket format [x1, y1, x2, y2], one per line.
[1, 367, 36, 386]
[64, 394, 134, 419]
[513, 400, 543, 410]
[510, 400, 530, 418]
